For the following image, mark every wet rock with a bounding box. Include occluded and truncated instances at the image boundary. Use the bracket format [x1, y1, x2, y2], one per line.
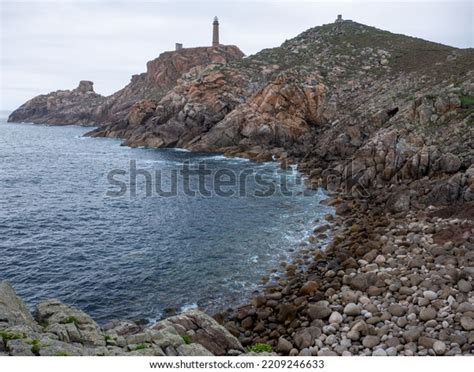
[252, 296, 266, 308]
[241, 317, 253, 330]
[307, 301, 332, 320]
[278, 304, 297, 323]
[299, 281, 320, 296]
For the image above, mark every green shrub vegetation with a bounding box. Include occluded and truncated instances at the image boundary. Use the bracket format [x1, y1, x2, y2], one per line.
[182, 335, 191, 344]
[62, 316, 79, 325]
[247, 343, 273, 353]
[460, 95, 474, 108]
[30, 339, 40, 355]
[133, 343, 148, 351]
[0, 331, 24, 341]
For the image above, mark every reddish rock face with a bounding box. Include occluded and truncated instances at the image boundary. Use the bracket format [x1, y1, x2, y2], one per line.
[188, 73, 328, 152]
[8, 45, 244, 126]
[146, 46, 244, 87]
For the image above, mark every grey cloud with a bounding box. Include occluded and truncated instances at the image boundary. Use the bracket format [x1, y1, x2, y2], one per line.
[1, 1, 472, 111]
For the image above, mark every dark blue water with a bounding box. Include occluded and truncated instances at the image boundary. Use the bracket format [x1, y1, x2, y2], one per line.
[0, 118, 332, 324]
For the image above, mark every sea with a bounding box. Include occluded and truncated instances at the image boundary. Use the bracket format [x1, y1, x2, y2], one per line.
[0, 112, 333, 324]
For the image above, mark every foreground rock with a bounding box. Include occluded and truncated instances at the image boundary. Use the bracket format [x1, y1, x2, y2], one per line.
[0, 282, 40, 331]
[0, 282, 244, 356]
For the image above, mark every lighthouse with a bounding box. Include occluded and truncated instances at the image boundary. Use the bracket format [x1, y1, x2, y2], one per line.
[212, 16, 219, 48]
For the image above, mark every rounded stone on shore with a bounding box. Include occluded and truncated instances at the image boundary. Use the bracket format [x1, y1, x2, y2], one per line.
[299, 281, 320, 295]
[328, 311, 343, 324]
[419, 308, 437, 321]
[289, 348, 299, 356]
[460, 316, 474, 331]
[276, 337, 293, 354]
[386, 347, 397, 356]
[307, 301, 332, 320]
[387, 304, 406, 317]
[299, 348, 312, 356]
[457, 279, 472, 293]
[433, 341, 446, 355]
[347, 330, 360, 341]
[343, 303, 361, 316]
[372, 348, 387, 356]
[423, 290, 438, 301]
[362, 335, 380, 349]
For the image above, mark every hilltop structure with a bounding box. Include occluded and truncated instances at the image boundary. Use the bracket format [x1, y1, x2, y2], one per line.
[212, 16, 220, 47]
[175, 17, 221, 51]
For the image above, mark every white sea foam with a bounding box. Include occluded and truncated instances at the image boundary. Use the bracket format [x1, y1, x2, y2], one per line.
[180, 303, 198, 312]
[160, 148, 191, 153]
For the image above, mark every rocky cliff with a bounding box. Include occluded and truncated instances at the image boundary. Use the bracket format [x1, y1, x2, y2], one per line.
[7, 81, 105, 126]
[85, 20, 473, 205]
[5, 20, 474, 357]
[8, 45, 244, 126]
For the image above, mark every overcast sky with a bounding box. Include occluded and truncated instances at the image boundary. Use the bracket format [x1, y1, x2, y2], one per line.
[1, 0, 472, 111]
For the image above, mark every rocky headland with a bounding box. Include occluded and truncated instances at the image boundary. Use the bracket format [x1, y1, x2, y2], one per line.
[5, 19, 474, 356]
[8, 45, 244, 126]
